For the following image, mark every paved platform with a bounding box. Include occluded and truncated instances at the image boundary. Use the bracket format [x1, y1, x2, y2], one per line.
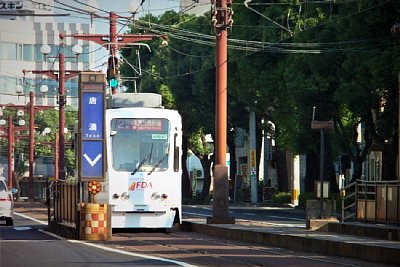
[13, 202, 400, 266]
[179, 215, 400, 266]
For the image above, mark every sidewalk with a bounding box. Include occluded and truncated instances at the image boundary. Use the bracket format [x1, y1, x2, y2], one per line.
[13, 201, 400, 266]
[179, 212, 400, 266]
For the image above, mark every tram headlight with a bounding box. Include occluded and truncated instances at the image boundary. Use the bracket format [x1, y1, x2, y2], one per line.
[151, 192, 160, 200]
[121, 192, 129, 200]
[161, 193, 168, 200]
[112, 193, 120, 199]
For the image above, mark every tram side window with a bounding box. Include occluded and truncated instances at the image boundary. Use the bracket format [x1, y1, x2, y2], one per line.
[174, 133, 179, 172]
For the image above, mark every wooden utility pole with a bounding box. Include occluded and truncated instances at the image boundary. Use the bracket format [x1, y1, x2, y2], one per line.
[207, 0, 235, 224]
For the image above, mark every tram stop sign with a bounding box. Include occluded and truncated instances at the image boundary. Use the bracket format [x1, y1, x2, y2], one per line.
[78, 72, 106, 182]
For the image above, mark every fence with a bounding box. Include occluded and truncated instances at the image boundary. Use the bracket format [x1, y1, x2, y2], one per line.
[342, 180, 400, 225]
[46, 179, 80, 238]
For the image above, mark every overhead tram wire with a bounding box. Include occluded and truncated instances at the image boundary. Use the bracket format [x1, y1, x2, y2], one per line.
[26, 0, 85, 15]
[53, 0, 97, 16]
[131, 2, 394, 53]
[71, 0, 109, 14]
[115, 0, 394, 86]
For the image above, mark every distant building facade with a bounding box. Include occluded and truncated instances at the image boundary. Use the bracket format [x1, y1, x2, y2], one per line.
[0, 0, 95, 198]
[0, 0, 95, 108]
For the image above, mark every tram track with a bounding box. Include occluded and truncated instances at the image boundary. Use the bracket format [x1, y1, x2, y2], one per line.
[109, 230, 390, 267]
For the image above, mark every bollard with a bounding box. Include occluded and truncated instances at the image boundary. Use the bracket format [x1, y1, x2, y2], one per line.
[80, 203, 111, 240]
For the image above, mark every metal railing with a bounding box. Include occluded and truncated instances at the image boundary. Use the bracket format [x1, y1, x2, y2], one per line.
[46, 179, 80, 227]
[341, 181, 356, 222]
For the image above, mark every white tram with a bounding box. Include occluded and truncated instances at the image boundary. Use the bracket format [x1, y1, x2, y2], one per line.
[96, 93, 182, 229]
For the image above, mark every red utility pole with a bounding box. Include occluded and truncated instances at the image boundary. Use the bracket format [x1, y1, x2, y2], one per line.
[0, 116, 28, 190]
[0, 92, 56, 198]
[72, 11, 159, 94]
[207, 0, 235, 224]
[7, 116, 13, 188]
[25, 35, 80, 181]
[29, 92, 34, 199]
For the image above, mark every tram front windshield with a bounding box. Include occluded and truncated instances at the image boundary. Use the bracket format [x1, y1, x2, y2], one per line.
[111, 118, 170, 173]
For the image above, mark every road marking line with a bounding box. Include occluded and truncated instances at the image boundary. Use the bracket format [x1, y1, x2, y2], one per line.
[14, 211, 198, 267]
[14, 226, 32, 231]
[69, 239, 198, 267]
[13, 212, 48, 225]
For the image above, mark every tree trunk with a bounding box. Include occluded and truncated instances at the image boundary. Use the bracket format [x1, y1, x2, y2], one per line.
[382, 142, 397, 180]
[275, 148, 288, 192]
[305, 152, 318, 192]
[200, 154, 213, 199]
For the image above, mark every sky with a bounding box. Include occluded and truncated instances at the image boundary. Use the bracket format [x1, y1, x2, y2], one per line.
[95, 0, 180, 16]
[56, 0, 180, 33]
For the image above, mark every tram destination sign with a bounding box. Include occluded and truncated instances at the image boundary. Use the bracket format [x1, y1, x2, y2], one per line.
[78, 72, 106, 182]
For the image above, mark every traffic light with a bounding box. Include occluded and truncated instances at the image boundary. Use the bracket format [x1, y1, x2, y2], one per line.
[107, 56, 119, 93]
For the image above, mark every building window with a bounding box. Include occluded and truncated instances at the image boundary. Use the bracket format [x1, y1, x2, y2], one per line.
[0, 75, 18, 93]
[35, 44, 44, 62]
[23, 44, 34, 61]
[81, 45, 90, 63]
[0, 42, 17, 60]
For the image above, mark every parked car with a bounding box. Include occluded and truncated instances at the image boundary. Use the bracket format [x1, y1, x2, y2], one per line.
[0, 178, 17, 226]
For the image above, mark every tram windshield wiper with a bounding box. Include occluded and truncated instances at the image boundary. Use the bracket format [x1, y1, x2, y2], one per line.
[131, 157, 147, 175]
[147, 153, 168, 175]
[131, 144, 154, 175]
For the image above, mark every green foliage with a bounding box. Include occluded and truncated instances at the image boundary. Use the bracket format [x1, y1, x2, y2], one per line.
[272, 191, 291, 204]
[118, 1, 400, 195]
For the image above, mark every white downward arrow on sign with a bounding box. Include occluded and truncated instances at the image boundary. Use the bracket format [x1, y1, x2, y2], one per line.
[83, 153, 102, 167]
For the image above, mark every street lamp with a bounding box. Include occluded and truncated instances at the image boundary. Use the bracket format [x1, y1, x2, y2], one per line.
[72, 44, 83, 56]
[42, 127, 51, 136]
[37, 40, 82, 180]
[16, 85, 23, 95]
[16, 84, 23, 101]
[40, 85, 49, 95]
[16, 109, 25, 126]
[40, 44, 51, 57]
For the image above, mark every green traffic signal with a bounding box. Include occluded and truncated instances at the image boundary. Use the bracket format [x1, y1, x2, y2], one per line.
[109, 78, 119, 87]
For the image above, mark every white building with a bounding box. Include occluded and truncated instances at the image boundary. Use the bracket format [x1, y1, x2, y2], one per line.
[0, 0, 95, 108]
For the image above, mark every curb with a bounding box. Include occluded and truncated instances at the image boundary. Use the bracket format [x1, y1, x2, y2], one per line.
[179, 220, 400, 266]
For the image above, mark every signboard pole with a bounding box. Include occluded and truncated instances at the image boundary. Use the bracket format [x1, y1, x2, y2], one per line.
[78, 73, 106, 195]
